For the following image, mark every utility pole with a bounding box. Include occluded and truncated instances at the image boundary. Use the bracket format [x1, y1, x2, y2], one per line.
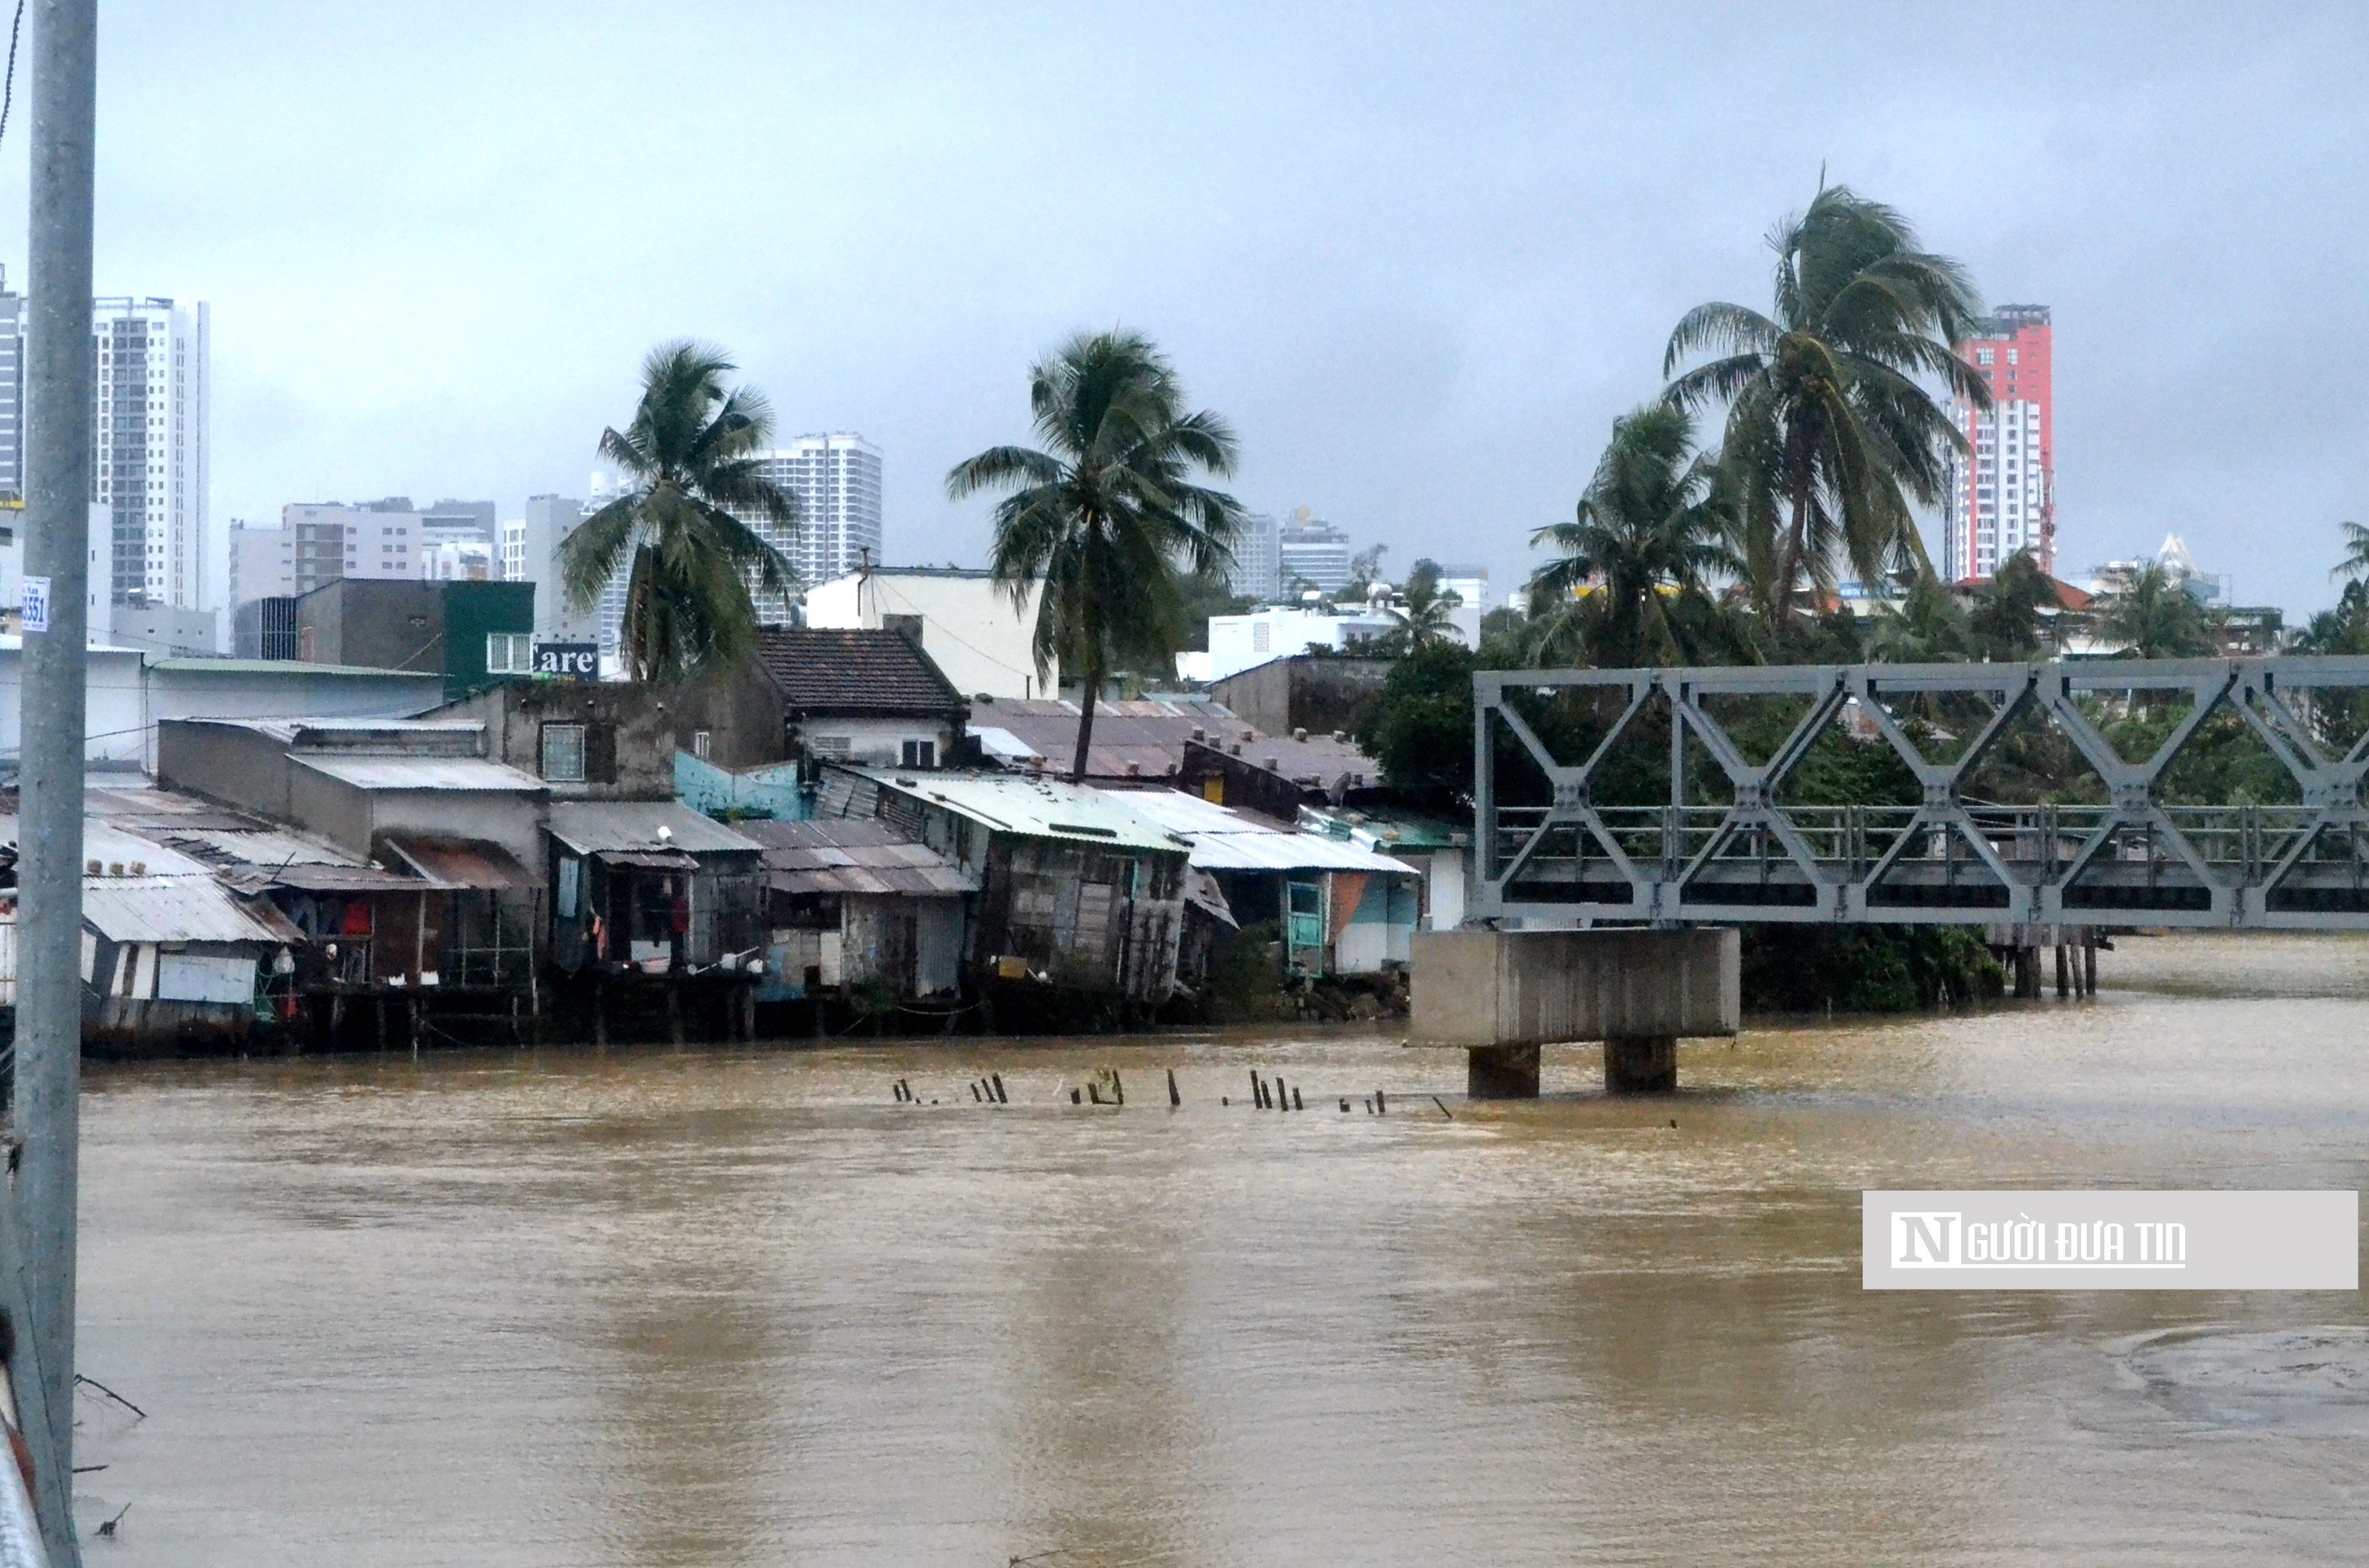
[14, 1, 97, 1562]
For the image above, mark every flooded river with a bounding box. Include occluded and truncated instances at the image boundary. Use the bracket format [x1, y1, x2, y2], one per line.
[70, 932, 2369, 1565]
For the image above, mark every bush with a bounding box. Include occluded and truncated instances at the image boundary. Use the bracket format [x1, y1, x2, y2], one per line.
[1741, 924, 2004, 1014]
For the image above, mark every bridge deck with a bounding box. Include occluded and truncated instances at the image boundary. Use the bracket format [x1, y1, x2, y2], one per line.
[1474, 657, 2369, 929]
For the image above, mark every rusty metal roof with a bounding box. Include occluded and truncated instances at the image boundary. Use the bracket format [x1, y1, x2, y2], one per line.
[381, 836, 538, 891]
[737, 817, 977, 896]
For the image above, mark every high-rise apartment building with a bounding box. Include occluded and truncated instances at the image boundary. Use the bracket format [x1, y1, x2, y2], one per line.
[1276, 509, 1353, 592]
[0, 269, 22, 503]
[504, 493, 602, 644]
[1226, 513, 1282, 601]
[226, 520, 295, 606]
[283, 499, 431, 594]
[92, 297, 210, 608]
[1943, 305, 2054, 583]
[744, 434, 883, 590]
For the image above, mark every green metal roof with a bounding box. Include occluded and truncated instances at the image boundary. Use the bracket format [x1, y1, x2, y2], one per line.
[859, 768, 1186, 853]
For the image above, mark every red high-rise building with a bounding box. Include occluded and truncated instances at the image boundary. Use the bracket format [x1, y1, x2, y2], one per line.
[1942, 305, 2053, 583]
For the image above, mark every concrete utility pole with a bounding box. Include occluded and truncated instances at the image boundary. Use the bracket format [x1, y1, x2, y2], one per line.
[14, 1, 98, 1562]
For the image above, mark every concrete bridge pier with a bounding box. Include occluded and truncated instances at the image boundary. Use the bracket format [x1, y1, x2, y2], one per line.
[1412, 928, 1740, 1099]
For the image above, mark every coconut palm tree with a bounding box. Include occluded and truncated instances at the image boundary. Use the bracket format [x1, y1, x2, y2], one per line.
[947, 329, 1244, 780]
[559, 341, 798, 681]
[1866, 572, 1972, 664]
[1527, 403, 1740, 668]
[2097, 561, 2213, 659]
[1374, 561, 1464, 655]
[1664, 184, 1990, 608]
[1969, 549, 2056, 660]
[2331, 520, 2369, 583]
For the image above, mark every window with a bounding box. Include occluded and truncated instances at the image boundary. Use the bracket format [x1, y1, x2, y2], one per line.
[693, 729, 712, 760]
[2007, 349, 2019, 365]
[901, 739, 937, 769]
[487, 632, 533, 673]
[541, 723, 587, 782]
[1975, 347, 1995, 365]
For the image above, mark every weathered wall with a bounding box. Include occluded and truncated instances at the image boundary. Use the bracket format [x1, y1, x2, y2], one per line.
[1410, 927, 1740, 1046]
[1210, 655, 1392, 738]
[156, 720, 300, 820]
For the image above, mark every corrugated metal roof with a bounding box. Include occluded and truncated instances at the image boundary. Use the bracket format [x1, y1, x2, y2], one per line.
[0, 816, 218, 878]
[1297, 803, 1471, 852]
[1119, 789, 1419, 875]
[741, 819, 979, 896]
[146, 658, 445, 680]
[154, 828, 370, 868]
[547, 801, 761, 856]
[857, 769, 1184, 852]
[294, 755, 545, 792]
[969, 696, 1377, 784]
[382, 836, 537, 890]
[82, 877, 288, 944]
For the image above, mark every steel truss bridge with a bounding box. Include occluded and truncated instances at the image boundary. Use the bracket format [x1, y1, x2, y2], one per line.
[1474, 657, 2369, 930]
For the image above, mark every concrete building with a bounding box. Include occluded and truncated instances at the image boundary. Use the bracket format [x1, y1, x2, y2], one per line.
[1184, 605, 1396, 683]
[227, 520, 294, 607]
[1276, 509, 1353, 592]
[0, 642, 441, 771]
[286, 499, 425, 592]
[93, 297, 210, 612]
[802, 566, 1055, 700]
[1944, 304, 2055, 583]
[745, 434, 883, 591]
[293, 578, 536, 700]
[1227, 512, 1281, 601]
[0, 267, 22, 501]
[501, 493, 604, 645]
[1206, 652, 1392, 740]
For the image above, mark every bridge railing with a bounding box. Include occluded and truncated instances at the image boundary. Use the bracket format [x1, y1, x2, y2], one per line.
[1474, 657, 2369, 928]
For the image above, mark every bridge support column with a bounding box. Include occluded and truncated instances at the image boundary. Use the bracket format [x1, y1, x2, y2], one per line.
[1413, 928, 1739, 1099]
[1468, 1043, 1540, 1099]
[1604, 1036, 1677, 1094]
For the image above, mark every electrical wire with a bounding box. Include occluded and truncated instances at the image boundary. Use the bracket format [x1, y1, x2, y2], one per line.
[0, 0, 23, 152]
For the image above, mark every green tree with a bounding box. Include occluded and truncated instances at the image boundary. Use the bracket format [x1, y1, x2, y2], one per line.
[1527, 403, 1740, 668]
[1353, 640, 1476, 804]
[948, 329, 1244, 780]
[1663, 185, 1990, 609]
[1969, 549, 2055, 660]
[561, 341, 798, 680]
[2096, 561, 2213, 658]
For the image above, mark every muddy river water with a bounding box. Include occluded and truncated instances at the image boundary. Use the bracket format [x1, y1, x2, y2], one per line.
[66, 932, 2369, 1564]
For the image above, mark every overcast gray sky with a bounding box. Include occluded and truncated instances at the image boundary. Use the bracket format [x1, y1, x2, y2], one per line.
[31, 2, 2369, 613]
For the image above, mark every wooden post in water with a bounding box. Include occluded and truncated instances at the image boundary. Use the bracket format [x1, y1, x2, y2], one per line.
[1167, 1069, 1181, 1107]
[2055, 944, 2070, 998]
[2083, 936, 2097, 996]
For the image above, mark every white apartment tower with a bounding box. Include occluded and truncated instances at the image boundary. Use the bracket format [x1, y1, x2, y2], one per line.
[0, 269, 22, 502]
[746, 434, 883, 588]
[94, 297, 210, 608]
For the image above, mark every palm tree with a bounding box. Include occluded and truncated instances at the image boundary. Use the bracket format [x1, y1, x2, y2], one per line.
[1376, 562, 1464, 654]
[560, 341, 797, 681]
[1664, 184, 1990, 608]
[2331, 520, 2369, 582]
[2097, 561, 2213, 659]
[1527, 403, 1739, 668]
[1867, 572, 1972, 664]
[948, 329, 1245, 780]
[1969, 549, 2055, 660]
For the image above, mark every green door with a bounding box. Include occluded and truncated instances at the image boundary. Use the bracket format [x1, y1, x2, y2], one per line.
[1285, 880, 1324, 971]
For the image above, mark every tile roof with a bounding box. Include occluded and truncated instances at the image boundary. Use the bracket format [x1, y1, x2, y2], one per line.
[755, 628, 965, 717]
